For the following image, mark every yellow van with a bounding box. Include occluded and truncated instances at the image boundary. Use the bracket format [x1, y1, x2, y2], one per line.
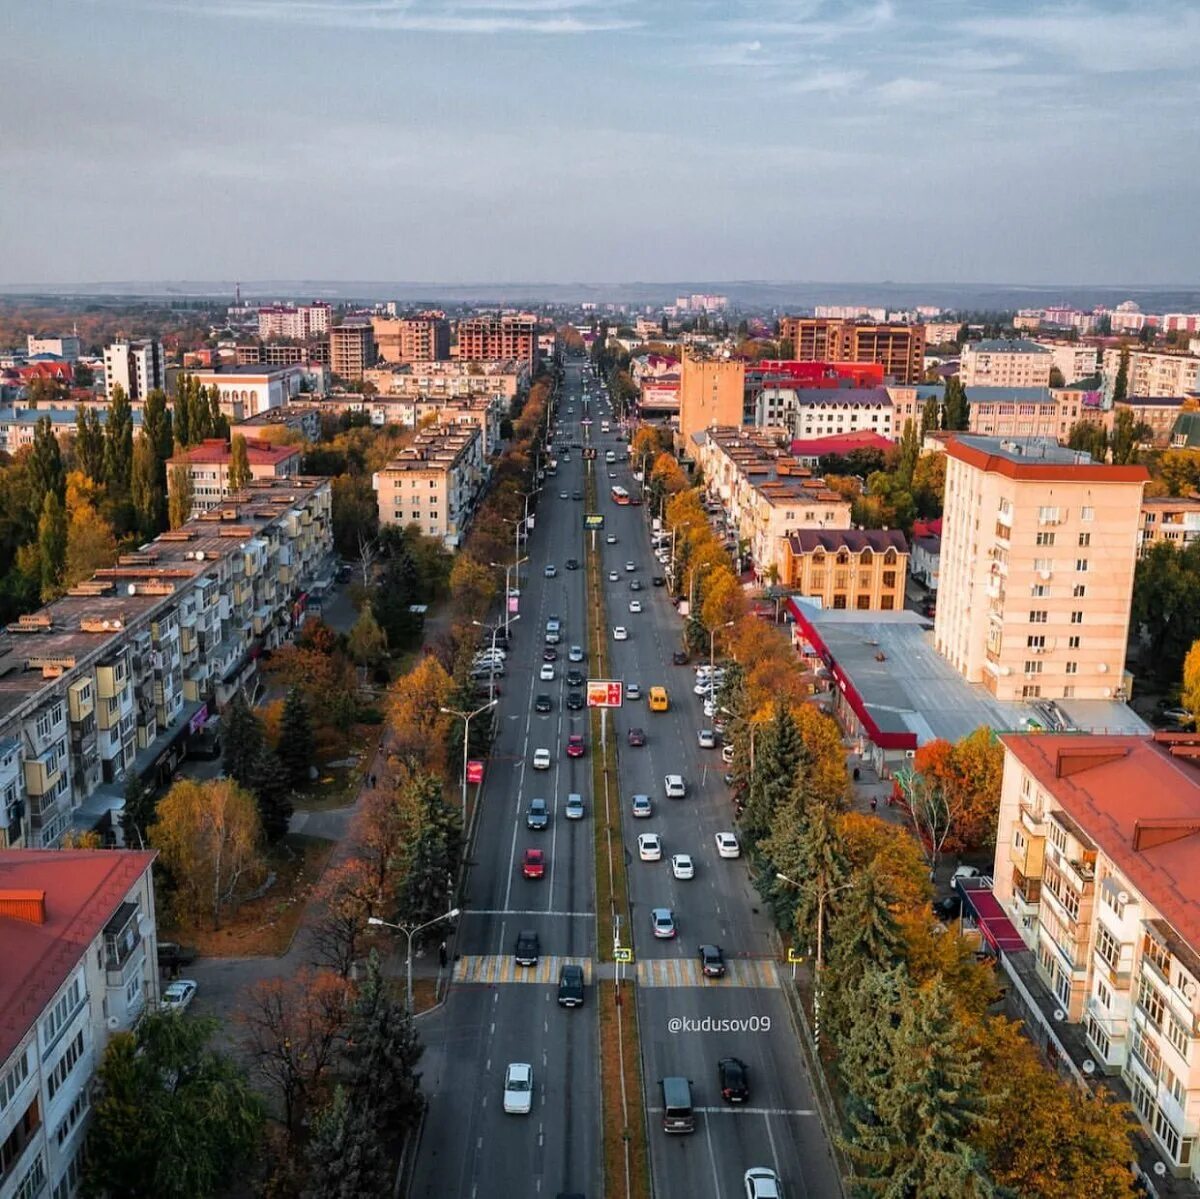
[648, 686, 669, 712]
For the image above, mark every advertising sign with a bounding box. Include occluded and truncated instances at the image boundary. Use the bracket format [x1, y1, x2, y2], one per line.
[586, 680, 623, 708]
[466, 760, 485, 785]
[584, 514, 605, 530]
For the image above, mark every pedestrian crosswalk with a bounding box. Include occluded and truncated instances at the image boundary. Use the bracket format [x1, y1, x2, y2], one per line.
[636, 958, 780, 989]
[451, 955, 780, 988]
[453, 955, 593, 986]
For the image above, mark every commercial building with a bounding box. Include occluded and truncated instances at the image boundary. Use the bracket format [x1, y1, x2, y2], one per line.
[934, 436, 1147, 703]
[371, 312, 450, 364]
[167, 438, 303, 517]
[26, 335, 81, 362]
[678, 353, 746, 440]
[256, 302, 331, 340]
[779, 529, 908, 611]
[789, 430, 895, 468]
[989, 731, 1200, 1181]
[786, 387, 894, 441]
[0, 475, 333, 849]
[102, 339, 165, 401]
[1139, 497, 1200, 552]
[180, 364, 305, 421]
[329, 323, 377, 382]
[373, 425, 484, 549]
[0, 848, 159, 1199]
[778, 319, 925, 384]
[959, 339, 1053, 388]
[1103, 349, 1200, 400]
[456, 314, 538, 369]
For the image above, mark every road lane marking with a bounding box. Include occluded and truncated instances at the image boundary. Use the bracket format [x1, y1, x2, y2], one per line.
[453, 954, 593, 985]
[635, 958, 781, 988]
[645, 1106, 817, 1117]
[463, 908, 594, 917]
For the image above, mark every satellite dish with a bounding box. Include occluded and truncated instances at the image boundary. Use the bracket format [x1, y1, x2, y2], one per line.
[127, 584, 137, 596]
[1082, 1059, 1095, 1075]
[1053, 1008, 1065, 1022]
[1154, 1163, 1167, 1177]
[195, 550, 205, 561]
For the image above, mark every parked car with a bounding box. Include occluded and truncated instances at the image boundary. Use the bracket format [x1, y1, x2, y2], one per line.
[697, 729, 716, 748]
[157, 942, 197, 973]
[161, 979, 197, 1013]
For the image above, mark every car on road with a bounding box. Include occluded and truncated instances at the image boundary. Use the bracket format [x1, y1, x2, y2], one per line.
[719, 1056, 750, 1103]
[609, 571, 619, 582]
[613, 626, 628, 641]
[565, 793, 584, 820]
[572, 491, 583, 501]
[664, 774, 686, 799]
[627, 682, 641, 700]
[672, 650, 689, 665]
[651, 908, 676, 939]
[539, 663, 555, 681]
[743, 1167, 780, 1199]
[631, 794, 652, 818]
[627, 726, 646, 747]
[653, 575, 666, 587]
[565, 558, 579, 570]
[715, 831, 741, 858]
[671, 853, 694, 880]
[503, 1062, 534, 1114]
[628, 599, 643, 614]
[625, 561, 636, 572]
[630, 579, 642, 591]
[532, 748, 551, 770]
[721, 743, 735, 764]
[557, 964, 585, 1007]
[161, 979, 197, 1013]
[569, 644, 585, 662]
[566, 691, 585, 710]
[526, 798, 549, 829]
[542, 647, 558, 661]
[566, 733, 586, 758]
[535, 693, 553, 713]
[606, 534, 618, 544]
[699, 944, 725, 977]
[697, 728, 716, 748]
[514, 929, 540, 966]
[522, 848, 546, 879]
[566, 668, 585, 687]
[157, 941, 197, 973]
[638, 832, 663, 861]
[559, 490, 569, 500]
[544, 564, 557, 577]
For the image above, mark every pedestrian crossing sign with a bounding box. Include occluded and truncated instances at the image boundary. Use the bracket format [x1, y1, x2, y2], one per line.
[786, 948, 805, 965]
[614, 947, 633, 963]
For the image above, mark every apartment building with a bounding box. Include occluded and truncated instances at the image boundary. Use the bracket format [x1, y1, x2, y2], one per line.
[778, 319, 925, 384]
[167, 438, 302, 516]
[965, 387, 1085, 441]
[1118, 397, 1191, 449]
[26, 335, 81, 362]
[991, 732, 1200, 1181]
[1103, 348, 1200, 399]
[373, 425, 484, 549]
[934, 436, 1146, 703]
[690, 427, 851, 580]
[231, 404, 323, 444]
[959, 339, 1053, 388]
[0, 475, 333, 849]
[678, 353, 746, 440]
[0, 849, 158, 1199]
[362, 359, 528, 402]
[779, 529, 908, 610]
[256, 302, 331, 340]
[885, 383, 945, 433]
[181, 365, 305, 421]
[329, 323, 377, 382]
[102, 339, 165, 401]
[0, 406, 143, 455]
[787, 387, 895, 441]
[1139, 497, 1200, 552]
[1044, 342, 1100, 385]
[341, 394, 503, 455]
[455, 314, 538, 369]
[371, 312, 450, 364]
[924, 321, 963, 346]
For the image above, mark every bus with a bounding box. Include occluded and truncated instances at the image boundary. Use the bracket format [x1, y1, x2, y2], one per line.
[611, 485, 630, 505]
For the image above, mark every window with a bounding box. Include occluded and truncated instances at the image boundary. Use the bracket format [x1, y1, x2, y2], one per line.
[1167, 1011, 1190, 1057]
[1069, 635, 1081, 649]
[55, 1088, 89, 1146]
[1032, 584, 1049, 597]
[46, 1029, 85, 1101]
[43, 975, 84, 1052]
[1048, 821, 1068, 853]
[856, 595, 871, 610]
[1022, 684, 1041, 698]
[1036, 531, 1056, 546]
[1062, 685, 1075, 698]
[1070, 611, 1083, 624]
[1086, 1015, 1111, 1060]
[0, 1049, 29, 1114]
[1073, 584, 1086, 597]
[1065, 661, 1078, 675]
[1138, 978, 1166, 1030]
[1096, 923, 1121, 970]
[1033, 557, 1053, 573]
[1024, 660, 1043, 674]
[1143, 934, 1171, 977]
[1075, 559, 1089, 572]
[1027, 635, 1045, 648]
[1029, 610, 1048, 623]
[14, 1155, 46, 1199]
[1096, 977, 1112, 1009]
[1081, 506, 1094, 521]
[1039, 506, 1061, 523]
[1079, 532, 1091, 546]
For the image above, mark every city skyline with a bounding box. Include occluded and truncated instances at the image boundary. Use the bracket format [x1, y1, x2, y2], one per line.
[4, 0, 1199, 286]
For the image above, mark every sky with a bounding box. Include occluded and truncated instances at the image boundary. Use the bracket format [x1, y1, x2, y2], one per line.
[3, 0, 1199, 286]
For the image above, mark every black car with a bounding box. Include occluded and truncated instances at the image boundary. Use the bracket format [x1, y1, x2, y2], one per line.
[557, 963, 585, 1007]
[527, 799, 549, 830]
[672, 650, 689, 665]
[718, 1056, 749, 1103]
[652, 576, 666, 587]
[515, 929, 540, 966]
[535, 693, 553, 713]
[699, 944, 726, 978]
[572, 491, 583, 501]
[157, 941, 198, 973]
[566, 669, 585, 687]
[566, 691, 585, 710]
[565, 558, 580, 570]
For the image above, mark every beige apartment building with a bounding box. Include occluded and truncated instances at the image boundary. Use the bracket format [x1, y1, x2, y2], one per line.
[1139, 496, 1200, 552]
[372, 425, 484, 548]
[1045, 341, 1100, 385]
[966, 386, 1086, 442]
[329, 393, 505, 456]
[456, 314, 537, 369]
[167, 438, 302, 517]
[1117, 397, 1192, 449]
[329, 323, 377, 381]
[362, 359, 529, 401]
[371, 313, 450, 363]
[778, 318, 925, 384]
[960, 339, 1053, 388]
[1103, 348, 1200, 399]
[934, 436, 1146, 703]
[924, 321, 963, 346]
[780, 529, 908, 610]
[678, 353, 746, 440]
[991, 732, 1200, 1180]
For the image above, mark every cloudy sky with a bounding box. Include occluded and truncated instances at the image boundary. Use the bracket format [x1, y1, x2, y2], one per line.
[3, 0, 1198, 285]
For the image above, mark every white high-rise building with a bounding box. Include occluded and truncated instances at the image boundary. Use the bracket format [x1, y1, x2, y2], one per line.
[102, 339, 164, 400]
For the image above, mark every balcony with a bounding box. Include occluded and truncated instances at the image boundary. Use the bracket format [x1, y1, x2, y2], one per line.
[68, 678, 94, 722]
[1062, 854, 1097, 891]
[103, 901, 144, 986]
[23, 746, 63, 796]
[96, 662, 129, 700]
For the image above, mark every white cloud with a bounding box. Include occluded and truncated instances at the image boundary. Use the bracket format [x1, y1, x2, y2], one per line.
[875, 77, 942, 105]
[785, 67, 865, 95]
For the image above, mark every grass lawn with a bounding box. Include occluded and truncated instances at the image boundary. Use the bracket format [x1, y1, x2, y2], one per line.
[168, 833, 337, 957]
[599, 982, 652, 1199]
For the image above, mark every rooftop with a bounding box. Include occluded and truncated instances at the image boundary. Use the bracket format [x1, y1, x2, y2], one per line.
[169, 438, 301, 467]
[0, 407, 143, 427]
[964, 386, 1053, 405]
[790, 386, 892, 409]
[788, 528, 908, 554]
[948, 434, 1149, 482]
[0, 849, 156, 1064]
[967, 338, 1051, 355]
[789, 430, 894, 458]
[183, 364, 300, 379]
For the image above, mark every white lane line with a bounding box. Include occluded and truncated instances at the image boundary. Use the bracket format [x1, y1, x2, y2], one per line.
[645, 1106, 817, 1117]
[463, 909, 595, 918]
[702, 1110, 722, 1199]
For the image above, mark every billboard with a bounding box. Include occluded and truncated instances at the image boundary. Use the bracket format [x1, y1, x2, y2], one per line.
[586, 680, 623, 708]
[466, 760, 485, 785]
[584, 514, 605, 529]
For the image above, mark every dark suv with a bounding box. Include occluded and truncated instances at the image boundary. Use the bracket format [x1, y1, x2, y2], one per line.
[526, 799, 549, 830]
[515, 929, 540, 966]
[718, 1056, 749, 1103]
[699, 944, 725, 978]
[557, 964, 585, 1007]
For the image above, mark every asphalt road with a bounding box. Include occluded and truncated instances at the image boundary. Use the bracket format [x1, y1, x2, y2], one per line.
[412, 360, 602, 1199]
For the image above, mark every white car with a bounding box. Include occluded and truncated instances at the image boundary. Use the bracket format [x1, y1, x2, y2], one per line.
[503, 1062, 534, 1114]
[613, 626, 628, 641]
[568, 644, 585, 662]
[625, 561, 636, 572]
[651, 907, 677, 939]
[539, 662, 555, 681]
[638, 832, 663, 861]
[629, 600, 642, 614]
[671, 854, 694, 880]
[161, 979, 197, 1013]
[609, 571, 619, 582]
[721, 744, 735, 765]
[697, 729, 716, 749]
[715, 831, 741, 859]
[544, 564, 557, 578]
[532, 748, 551, 770]
[703, 698, 718, 718]
[664, 774, 686, 799]
[744, 1167, 781, 1199]
[627, 682, 641, 700]
[565, 793, 585, 820]
[606, 534, 618, 544]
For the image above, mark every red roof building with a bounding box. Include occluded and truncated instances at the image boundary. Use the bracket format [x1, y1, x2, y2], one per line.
[756, 360, 886, 389]
[167, 437, 302, 518]
[790, 429, 895, 464]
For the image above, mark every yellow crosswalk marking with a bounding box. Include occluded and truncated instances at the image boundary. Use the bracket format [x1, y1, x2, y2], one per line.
[453, 955, 593, 986]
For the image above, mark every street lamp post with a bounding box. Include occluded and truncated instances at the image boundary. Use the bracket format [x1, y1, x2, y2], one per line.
[474, 615, 518, 703]
[440, 699, 497, 826]
[368, 908, 460, 1012]
[491, 557, 528, 639]
[688, 561, 712, 609]
[708, 618, 736, 681]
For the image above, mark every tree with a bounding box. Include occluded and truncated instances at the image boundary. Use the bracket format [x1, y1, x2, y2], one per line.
[222, 691, 265, 783]
[168, 462, 194, 528]
[64, 494, 118, 589]
[911, 452, 946, 518]
[894, 418, 919, 490]
[396, 772, 461, 929]
[919, 396, 940, 439]
[37, 490, 67, 601]
[1049, 365, 1066, 387]
[143, 386, 174, 463]
[104, 382, 134, 496]
[131, 431, 166, 537]
[150, 777, 265, 928]
[1067, 420, 1108, 461]
[75, 404, 107, 484]
[1157, 449, 1200, 497]
[279, 686, 314, 791]
[300, 1085, 390, 1199]
[1112, 347, 1129, 405]
[1109, 406, 1142, 465]
[740, 702, 806, 844]
[228, 433, 252, 493]
[309, 857, 379, 977]
[85, 1010, 263, 1199]
[74, 361, 95, 388]
[1131, 541, 1200, 684]
[347, 606, 388, 670]
[30, 414, 65, 512]
[120, 772, 157, 849]
[1183, 639, 1200, 724]
[942, 377, 969, 431]
[245, 745, 294, 843]
[388, 655, 455, 773]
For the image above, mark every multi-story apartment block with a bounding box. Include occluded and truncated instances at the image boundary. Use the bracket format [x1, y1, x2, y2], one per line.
[0, 406, 144, 455]
[331, 394, 504, 456]
[102, 339, 164, 401]
[0, 475, 333, 850]
[678, 353, 746, 440]
[371, 313, 450, 364]
[231, 404, 323, 444]
[455, 314, 538, 369]
[991, 732, 1200, 1180]
[167, 438, 302, 517]
[965, 386, 1089, 442]
[1117, 396, 1191, 449]
[362, 359, 528, 401]
[689, 427, 852, 580]
[329, 323, 377, 382]
[779, 529, 908, 610]
[778, 319, 925, 384]
[1139, 497, 1200, 552]
[934, 436, 1146, 703]
[1103, 348, 1200, 399]
[924, 321, 963, 346]
[26, 335, 81, 362]
[181, 365, 305, 421]
[256, 302, 331, 340]
[0, 848, 158, 1199]
[959, 339, 1053, 388]
[786, 387, 895, 441]
[373, 425, 484, 549]
[1043, 341, 1100, 385]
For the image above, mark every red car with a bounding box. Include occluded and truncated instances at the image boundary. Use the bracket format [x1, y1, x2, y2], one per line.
[543, 647, 558, 662]
[566, 734, 586, 758]
[522, 848, 545, 879]
[627, 727, 646, 747]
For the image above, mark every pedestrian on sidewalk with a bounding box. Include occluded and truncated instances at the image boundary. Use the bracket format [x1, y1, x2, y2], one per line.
[369, 773, 377, 789]
[870, 796, 878, 812]
[438, 940, 448, 969]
